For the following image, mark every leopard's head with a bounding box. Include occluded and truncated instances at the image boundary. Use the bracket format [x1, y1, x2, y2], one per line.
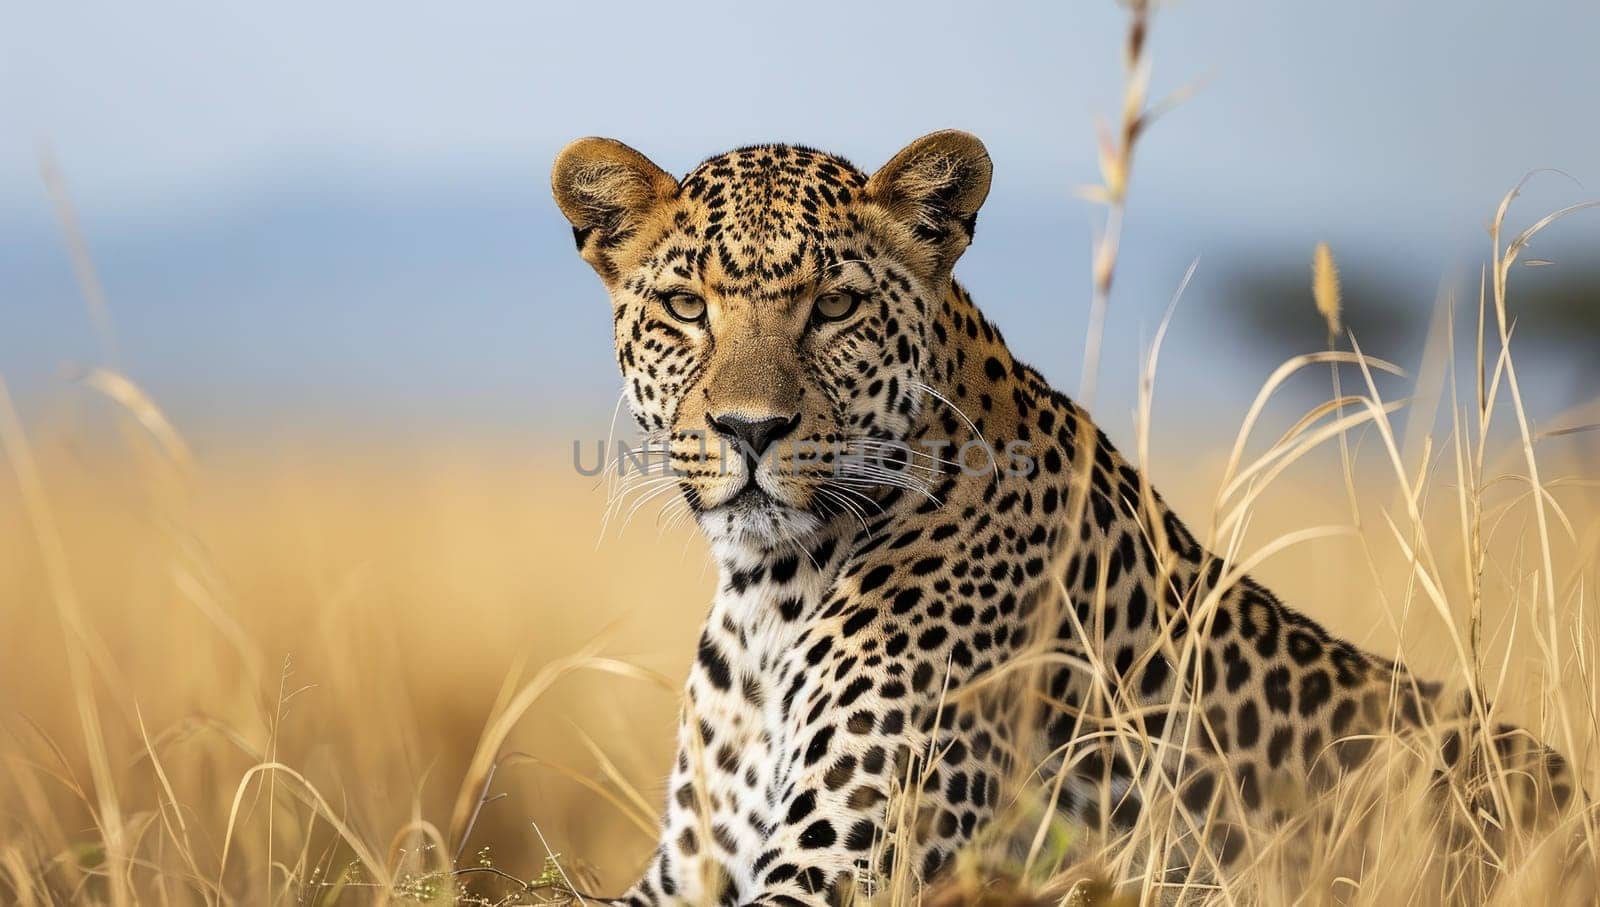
[553, 132, 991, 549]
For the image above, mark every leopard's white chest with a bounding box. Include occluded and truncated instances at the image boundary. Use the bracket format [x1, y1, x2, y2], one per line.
[675, 543, 840, 886]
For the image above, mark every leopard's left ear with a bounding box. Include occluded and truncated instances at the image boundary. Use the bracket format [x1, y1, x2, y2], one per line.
[866, 130, 993, 270]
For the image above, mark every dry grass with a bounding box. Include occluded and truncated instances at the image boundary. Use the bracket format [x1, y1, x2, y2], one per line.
[0, 436, 708, 903]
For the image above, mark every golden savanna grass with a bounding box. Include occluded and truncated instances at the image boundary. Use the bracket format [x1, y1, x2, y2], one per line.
[5, 5, 1600, 904]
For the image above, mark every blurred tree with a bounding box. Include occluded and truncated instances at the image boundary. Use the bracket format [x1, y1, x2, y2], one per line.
[1218, 249, 1600, 409]
[1215, 256, 1426, 402]
[1508, 261, 1600, 404]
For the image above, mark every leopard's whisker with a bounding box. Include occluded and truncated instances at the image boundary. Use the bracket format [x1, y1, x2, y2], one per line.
[911, 379, 1002, 478]
[842, 439, 966, 471]
[617, 480, 689, 535]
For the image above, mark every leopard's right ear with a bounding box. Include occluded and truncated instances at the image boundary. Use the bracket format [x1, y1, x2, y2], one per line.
[551, 137, 677, 278]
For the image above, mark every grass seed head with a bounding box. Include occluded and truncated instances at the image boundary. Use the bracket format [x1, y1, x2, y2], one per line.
[1312, 241, 1344, 340]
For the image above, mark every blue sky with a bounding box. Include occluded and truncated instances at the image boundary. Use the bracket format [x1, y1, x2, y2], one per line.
[3, 1, 1597, 445]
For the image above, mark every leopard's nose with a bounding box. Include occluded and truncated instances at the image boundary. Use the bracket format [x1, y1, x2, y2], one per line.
[708, 412, 801, 456]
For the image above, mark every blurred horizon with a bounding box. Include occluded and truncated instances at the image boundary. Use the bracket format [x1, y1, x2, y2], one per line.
[3, 0, 1598, 453]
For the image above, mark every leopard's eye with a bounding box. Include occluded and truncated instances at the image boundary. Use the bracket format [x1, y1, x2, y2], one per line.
[660, 291, 706, 323]
[814, 290, 862, 323]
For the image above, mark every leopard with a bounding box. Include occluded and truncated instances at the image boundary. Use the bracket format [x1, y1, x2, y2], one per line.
[550, 130, 1578, 906]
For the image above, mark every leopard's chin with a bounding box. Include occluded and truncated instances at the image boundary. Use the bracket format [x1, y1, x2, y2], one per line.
[698, 485, 825, 552]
